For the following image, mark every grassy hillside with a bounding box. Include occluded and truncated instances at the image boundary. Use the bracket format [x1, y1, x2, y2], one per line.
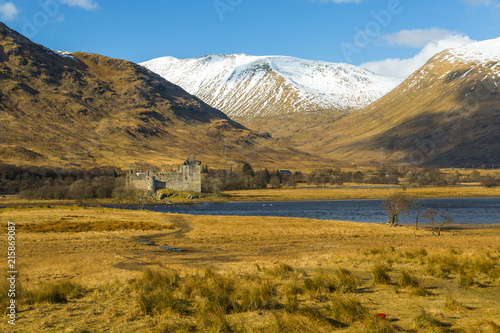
[292, 49, 500, 167]
[0, 23, 331, 170]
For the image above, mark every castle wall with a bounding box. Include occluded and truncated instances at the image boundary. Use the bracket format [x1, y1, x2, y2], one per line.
[128, 158, 202, 193]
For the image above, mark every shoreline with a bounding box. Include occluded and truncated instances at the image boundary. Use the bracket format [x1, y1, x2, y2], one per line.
[1, 185, 500, 207]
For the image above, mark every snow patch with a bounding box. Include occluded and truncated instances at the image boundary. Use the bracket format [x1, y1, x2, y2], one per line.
[444, 37, 500, 64]
[141, 54, 402, 118]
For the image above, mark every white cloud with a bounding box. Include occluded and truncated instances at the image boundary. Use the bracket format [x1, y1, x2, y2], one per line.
[383, 28, 459, 48]
[59, 0, 99, 10]
[0, 2, 19, 21]
[361, 34, 475, 78]
[463, 0, 500, 7]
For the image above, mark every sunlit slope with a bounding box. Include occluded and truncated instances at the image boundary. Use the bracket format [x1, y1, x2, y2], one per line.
[300, 38, 500, 166]
[0, 23, 329, 169]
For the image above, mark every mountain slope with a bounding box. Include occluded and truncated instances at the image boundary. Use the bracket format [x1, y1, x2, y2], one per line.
[140, 54, 400, 119]
[0, 23, 327, 169]
[301, 37, 500, 167]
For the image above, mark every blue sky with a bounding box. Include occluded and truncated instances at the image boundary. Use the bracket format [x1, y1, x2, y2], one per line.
[1, 0, 500, 77]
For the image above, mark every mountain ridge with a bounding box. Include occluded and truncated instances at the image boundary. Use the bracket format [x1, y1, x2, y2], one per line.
[0, 22, 329, 169]
[296, 37, 500, 166]
[141, 53, 401, 119]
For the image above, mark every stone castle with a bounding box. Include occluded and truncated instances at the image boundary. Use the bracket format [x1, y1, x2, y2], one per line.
[127, 156, 202, 193]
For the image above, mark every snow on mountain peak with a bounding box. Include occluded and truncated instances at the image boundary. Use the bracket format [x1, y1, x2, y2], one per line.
[141, 54, 401, 119]
[442, 37, 500, 64]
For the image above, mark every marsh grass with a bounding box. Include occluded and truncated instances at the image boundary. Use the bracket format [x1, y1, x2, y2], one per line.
[444, 295, 469, 313]
[239, 278, 279, 312]
[327, 294, 368, 324]
[24, 280, 85, 304]
[412, 309, 452, 332]
[397, 270, 420, 289]
[5, 207, 500, 332]
[303, 269, 337, 300]
[355, 316, 398, 333]
[404, 248, 428, 260]
[459, 269, 475, 287]
[17, 220, 172, 233]
[334, 267, 360, 293]
[426, 253, 459, 279]
[486, 321, 500, 333]
[265, 263, 295, 279]
[271, 311, 324, 333]
[372, 264, 391, 285]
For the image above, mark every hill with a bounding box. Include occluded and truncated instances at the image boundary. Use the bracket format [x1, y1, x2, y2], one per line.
[0, 23, 329, 169]
[141, 54, 400, 119]
[295, 38, 500, 167]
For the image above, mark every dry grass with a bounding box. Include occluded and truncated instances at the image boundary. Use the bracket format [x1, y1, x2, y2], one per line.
[0, 206, 499, 331]
[225, 186, 500, 201]
[17, 220, 171, 233]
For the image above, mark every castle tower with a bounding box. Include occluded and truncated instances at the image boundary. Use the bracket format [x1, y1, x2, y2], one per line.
[182, 155, 202, 193]
[147, 175, 156, 193]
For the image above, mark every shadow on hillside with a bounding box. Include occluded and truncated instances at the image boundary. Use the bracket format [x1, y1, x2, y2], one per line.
[344, 77, 500, 167]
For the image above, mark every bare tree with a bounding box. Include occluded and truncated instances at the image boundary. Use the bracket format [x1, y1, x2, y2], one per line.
[423, 209, 452, 236]
[381, 193, 411, 227]
[411, 198, 423, 230]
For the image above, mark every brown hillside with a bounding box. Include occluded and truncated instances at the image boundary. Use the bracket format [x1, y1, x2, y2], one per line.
[0, 23, 330, 169]
[293, 42, 500, 167]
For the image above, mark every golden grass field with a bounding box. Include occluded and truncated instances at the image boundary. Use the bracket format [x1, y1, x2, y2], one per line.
[225, 186, 500, 202]
[0, 206, 499, 332]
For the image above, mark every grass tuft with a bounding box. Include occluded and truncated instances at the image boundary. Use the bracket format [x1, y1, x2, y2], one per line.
[372, 264, 391, 285]
[444, 295, 469, 313]
[303, 269, 337, 300]
[397, 270, 419, 288]
[327, 294, 368, 324]
[459, 269, 475, 287]
[412, 309, 452, 332]
[25, 280, 85, 304]
[334, 267, 360, 293]
[265, 263, 295, 279]
[486, 321, 500, 333]
[356, 316, 398, 333]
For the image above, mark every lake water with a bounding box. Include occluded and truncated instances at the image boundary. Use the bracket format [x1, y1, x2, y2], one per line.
[135, 198, 500, 224]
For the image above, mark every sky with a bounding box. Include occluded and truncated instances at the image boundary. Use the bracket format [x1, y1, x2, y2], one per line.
[1, 0, 500, 78]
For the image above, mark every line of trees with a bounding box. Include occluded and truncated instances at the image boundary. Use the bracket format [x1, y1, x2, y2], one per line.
[202, 162, 298, 193]
[1, 161, 499, 200]
[381, 193, 453, 235]
[0, 163, 124, 200]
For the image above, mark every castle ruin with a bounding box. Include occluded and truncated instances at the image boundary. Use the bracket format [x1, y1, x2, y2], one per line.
[127, 156, 202, 193]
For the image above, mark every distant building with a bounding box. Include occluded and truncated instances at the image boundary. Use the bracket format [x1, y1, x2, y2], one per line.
[279, 170, 292, 176]
[127, 156, 202, 193]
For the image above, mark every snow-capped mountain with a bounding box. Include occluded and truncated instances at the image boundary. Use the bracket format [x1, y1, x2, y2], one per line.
[301, 37, 500, 166]
[141, 54, 401, 119]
